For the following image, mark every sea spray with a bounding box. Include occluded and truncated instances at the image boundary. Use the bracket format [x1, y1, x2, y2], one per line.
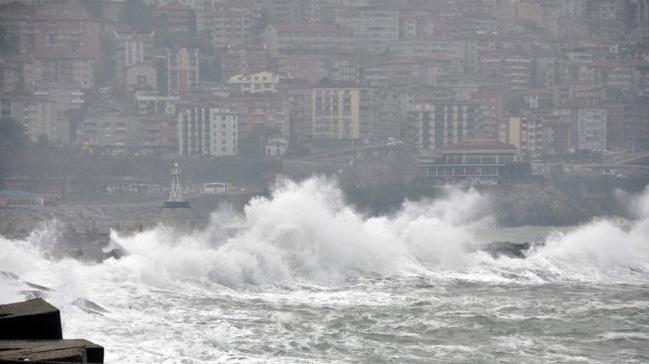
[2, 178, 649, 363]
[2, 178, 649, 291]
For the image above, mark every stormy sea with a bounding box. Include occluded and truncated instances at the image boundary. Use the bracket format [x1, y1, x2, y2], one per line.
[1, 178, 649, 363]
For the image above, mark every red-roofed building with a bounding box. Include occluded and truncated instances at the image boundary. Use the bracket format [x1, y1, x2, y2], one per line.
[417, 138, 528, 186]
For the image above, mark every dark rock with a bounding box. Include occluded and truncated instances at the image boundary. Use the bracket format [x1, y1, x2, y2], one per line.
[0, 298, 62, 340]
[72, 298, 109, 316]
[0, 339, 104, 363]
[484, 241, 533, 259]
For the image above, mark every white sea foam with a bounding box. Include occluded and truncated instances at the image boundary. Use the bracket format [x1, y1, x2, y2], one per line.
[2, 177, 649, 295]
[2, 177, 649, 363]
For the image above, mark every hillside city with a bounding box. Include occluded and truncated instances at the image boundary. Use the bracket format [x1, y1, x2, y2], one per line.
[1, 0, 649, 204]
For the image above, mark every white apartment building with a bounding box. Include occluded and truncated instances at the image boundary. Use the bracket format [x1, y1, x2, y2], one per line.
[228, 71, 280, 94]
[177, 107, 238, 157]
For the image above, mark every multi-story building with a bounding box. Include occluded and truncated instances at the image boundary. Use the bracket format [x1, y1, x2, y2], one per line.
[219, 46, 270, 81]
[167, 47, 199, 94]
[33, 0, 100, 59]
[623, 96, 649, 151]
[135, 93, 179, 115]
[177, 107, 238, 157]
[0, 55, 34, 93]
[33, 83, 85, 144]
[501, 116, 545, 160]
[405, 101, 480, 151]
[576, 106, 607, 152]
[398, 10, 434, 40]
[32, 52, 95, 89]
[78, 109, 136, 153]
[262, 0, 321, 23]
[113, 29, 155, 86]
[0, 1, 35, 55]
[0, 95, 56, 142]
[262, 22, 354, 57]
[153, 4, 196, 33]
[624, 0, 649, 34]
[228, 71, 280, 94]
[205, 0, 256, 49]
[504, 54, 533, 93]
[136, 114, 177, 154]
[335, 8, 399, 53]
[360, 59, 437, 89]
[305, 84, 376, 140]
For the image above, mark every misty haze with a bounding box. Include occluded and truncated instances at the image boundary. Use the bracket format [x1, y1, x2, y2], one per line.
[1, 0, 649, 363]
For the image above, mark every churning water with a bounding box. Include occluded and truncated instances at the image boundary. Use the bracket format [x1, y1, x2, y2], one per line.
[2, 178, 649, 363]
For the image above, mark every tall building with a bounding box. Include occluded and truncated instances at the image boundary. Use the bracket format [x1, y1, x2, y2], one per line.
[167, 47, 200, 94]
[405, 102, 480, 151]
[305, 85, 376, 140]
[177, 107, 238, 156]
[205, 0, 257, 49]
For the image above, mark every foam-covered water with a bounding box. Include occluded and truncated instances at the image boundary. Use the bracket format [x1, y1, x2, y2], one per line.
[2, 178, 649, 363]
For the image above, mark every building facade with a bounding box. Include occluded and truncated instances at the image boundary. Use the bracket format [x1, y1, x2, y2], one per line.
[177, 107, 238, 156]
[405, 101, 480, 151]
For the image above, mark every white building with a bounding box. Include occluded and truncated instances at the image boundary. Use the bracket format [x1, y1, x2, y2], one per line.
[406, 102, 480, 151]
[177, 107, 238, 157]
[228, 71, 280, 94]
[577, 107, 607, 152]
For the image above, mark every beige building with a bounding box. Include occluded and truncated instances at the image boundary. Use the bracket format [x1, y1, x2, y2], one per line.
[305, 85, 370, 140]
[228, 71, 280, 94]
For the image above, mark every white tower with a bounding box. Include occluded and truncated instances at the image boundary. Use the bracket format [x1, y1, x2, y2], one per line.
[163, 163, 191, 208]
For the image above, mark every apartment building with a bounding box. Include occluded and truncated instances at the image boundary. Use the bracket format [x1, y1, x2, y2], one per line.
[305, 84, 376, 140]
[177, 107, 238, 157]
[405, 101, 480, 151]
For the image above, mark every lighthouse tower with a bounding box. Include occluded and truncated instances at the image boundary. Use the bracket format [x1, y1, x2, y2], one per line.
[163, 163, 191, 209]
